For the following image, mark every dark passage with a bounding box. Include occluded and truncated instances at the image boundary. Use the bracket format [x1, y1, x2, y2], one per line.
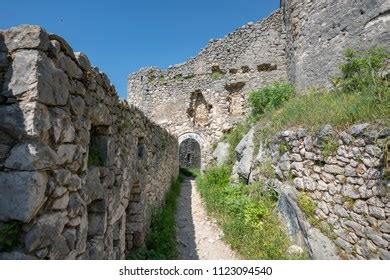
[179, 138, 201, 169]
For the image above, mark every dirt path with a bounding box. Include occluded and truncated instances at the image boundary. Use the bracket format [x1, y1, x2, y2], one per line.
[175, 177, 238, 260]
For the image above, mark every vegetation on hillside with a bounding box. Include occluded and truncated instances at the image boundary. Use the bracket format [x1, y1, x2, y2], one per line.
[198, 47, 389, 260]
[196, 165, 306, 259]
[248, 47, 389, 139]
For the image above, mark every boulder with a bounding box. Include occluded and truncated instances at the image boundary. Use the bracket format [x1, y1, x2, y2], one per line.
[0, 171, 47, 222]
[0, 100, 51, 140]
[3, 25, 49, 52]
[5, 141, 58, 170]
[212, 142, 230, 165]
[24, 212, 69, 258]
[2, 49, 70, 106]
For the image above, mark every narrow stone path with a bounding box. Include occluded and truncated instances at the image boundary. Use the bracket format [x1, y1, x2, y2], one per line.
[175, 177, 238, 260]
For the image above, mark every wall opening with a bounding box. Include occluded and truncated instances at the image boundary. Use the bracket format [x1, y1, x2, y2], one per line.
[225, 82, 246, 116]
[187, 90, 212, 127]
[88, 126, 113, 167]
[257, 63, 277, 72]
[179, 138, 201, 169]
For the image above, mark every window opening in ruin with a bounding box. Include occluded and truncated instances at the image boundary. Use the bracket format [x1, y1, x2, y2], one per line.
[187, 90, 212, 127]
[241, 66, 250, 73]
[257, 63, 277, 72]
[137, 137, 145, 159]
[88, 126, 110, 167]
[179, 138, 201, 169]
[225, 82, 246, 116]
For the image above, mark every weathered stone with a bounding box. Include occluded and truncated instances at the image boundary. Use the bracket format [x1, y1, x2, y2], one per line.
[4, 25, 50, 52]
[74, 52, 92, 71]
[0, 171, 47, 222]
[68, 192, 86, 218]
[52, 192, 69, 210]
[343, 220, 365, 237]
[368, 206, 386, 220]
[5, 141, 58, 170]
[341, 184, 360, 199]
[56, 145, 77, 165]
[24, 212, 69, 253]
[3, 50, 70, 105]
[58, 52, 83, 79]
[69, 95, 86, 116]
[0, 101, 51, 139]
[365, 227, 387, 249]
[324, 164, 344, 175]
[350, 123, 369, 136]
[0, 252, 37, 260]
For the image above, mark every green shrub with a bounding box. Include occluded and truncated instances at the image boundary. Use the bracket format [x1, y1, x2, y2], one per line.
[0, 221, 21, 252]
[253, 47, 389, 141]
[222, 122, 252, 165]
[334, 47, 389, 96]
[88, 146, 104, 166]
[196, 165, 296, 259]
[321, 135, 339, 158]
[249, 82, 295, 119]
[128, 176, 183, 259]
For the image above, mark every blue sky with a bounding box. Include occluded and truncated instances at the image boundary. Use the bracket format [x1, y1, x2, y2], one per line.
[2, 0, 280, 99]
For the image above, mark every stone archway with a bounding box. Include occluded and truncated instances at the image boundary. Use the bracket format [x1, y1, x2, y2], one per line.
[178, 132, 210, 170]
[179, 138, 201, 169]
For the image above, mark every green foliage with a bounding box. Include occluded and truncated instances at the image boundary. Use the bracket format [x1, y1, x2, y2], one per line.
[196, 165, 299, 259]
[222, 122, 251, 166]
[298, 193, 316, 218]
[88, 146, 104, 166]
[297, 193, 336, 240]
[254, 47, 390, 140]
[128, 176, 183, 260]
[249, 82, 295, 120]
[179, 167, 199, 177]
[334, 47, 390, 96]
[256, 159, 275, 180]
[278, 141, 290, 154]
[0, 221, 21, 252]
[321, 135, 339, 158]
[211, 71, 224, 79]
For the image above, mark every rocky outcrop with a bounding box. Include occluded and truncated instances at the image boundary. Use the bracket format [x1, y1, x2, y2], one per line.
[0, 25, 179, 260]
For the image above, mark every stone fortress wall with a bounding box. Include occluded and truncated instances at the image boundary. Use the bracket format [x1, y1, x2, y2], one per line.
[0, 26, 179, 259]
[282, 0, 390, 89]
[128, 0, 390, 168]
[128, 11, 288, 168]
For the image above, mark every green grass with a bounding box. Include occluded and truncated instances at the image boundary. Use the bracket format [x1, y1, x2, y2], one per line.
[297, 193, 336, 240]
[222, 122, 252, 165]
[196, 165, 304, 259]
[128, 176, 183, 260]
[0, 221, 21, 252]
[249, 47, 390, 140]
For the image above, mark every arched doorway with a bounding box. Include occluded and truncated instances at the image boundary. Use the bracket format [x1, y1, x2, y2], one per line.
[179, 138, 201, 169]
[178, 132, 211, 170]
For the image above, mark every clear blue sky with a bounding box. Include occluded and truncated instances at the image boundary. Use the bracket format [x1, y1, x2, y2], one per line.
[2, 0, 280, 99]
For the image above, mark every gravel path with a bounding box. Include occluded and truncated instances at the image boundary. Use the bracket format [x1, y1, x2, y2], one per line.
[175, 177, 238, 260]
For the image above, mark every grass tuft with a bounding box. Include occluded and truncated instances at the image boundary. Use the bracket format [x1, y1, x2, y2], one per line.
[128, 176, 183, 259]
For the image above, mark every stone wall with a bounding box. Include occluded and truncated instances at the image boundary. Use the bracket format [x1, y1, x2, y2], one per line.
[281, 0, 390, 89]
[243, 124, 390, 259]
[0, 26, 179, 260]
[128, 11, 288, 168]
